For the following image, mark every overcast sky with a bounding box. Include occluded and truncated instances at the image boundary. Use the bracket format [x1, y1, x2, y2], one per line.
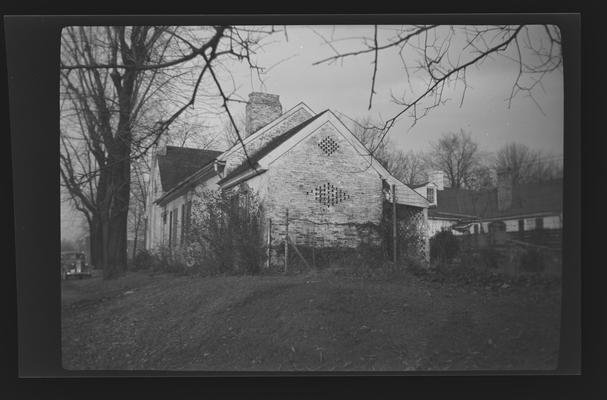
[223, 25, 563, 155]
[61, 24, 564, 242]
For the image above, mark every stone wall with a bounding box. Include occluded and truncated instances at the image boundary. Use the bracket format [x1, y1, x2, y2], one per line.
[260, 121, 385, 255]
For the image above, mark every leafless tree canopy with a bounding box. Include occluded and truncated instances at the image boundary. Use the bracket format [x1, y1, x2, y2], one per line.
[427, 129, 481, 189]
[314, 25, 562, 149]
[60, 25, 277, 277]
[495, 142, 563, 185]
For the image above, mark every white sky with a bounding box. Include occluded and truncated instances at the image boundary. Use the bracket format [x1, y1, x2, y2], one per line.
[221, 25, 564, 155]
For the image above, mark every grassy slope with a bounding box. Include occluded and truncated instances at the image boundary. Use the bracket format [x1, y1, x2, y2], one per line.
[61, 271, 561, 371]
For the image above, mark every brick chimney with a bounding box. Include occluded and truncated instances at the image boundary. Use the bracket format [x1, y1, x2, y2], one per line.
[497, 169, 512, 211]
[245, 92, 282, 137]
[428, 170, 444, 191]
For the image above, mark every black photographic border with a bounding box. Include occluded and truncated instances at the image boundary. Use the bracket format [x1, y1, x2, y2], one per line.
[4, 8, 594, 400]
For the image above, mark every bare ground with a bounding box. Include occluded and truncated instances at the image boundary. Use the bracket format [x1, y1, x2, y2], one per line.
[61, 270, 561, 371]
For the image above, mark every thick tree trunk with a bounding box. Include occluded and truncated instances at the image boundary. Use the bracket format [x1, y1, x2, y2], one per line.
[132, 212, 141, 262]
[101, 143, 132, 279]
[88, 215, 105, 269]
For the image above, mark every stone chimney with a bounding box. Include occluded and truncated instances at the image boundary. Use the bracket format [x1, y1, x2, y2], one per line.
[497, 169, 512, 211]
[428, 170, 444, 191]
[245, 92, 282, 137]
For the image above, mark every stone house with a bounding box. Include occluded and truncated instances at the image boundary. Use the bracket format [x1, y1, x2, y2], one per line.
[144, 92, 430, 265]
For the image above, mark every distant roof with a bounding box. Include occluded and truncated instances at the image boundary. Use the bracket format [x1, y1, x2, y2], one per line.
[218, 110, 328, 185]
[410, 181, 430, 189]
[157, 146, 222, 192]
[429, 178, 562, 220]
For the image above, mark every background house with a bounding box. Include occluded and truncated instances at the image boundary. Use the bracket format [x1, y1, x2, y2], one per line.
[418, 170, 562, 249]
[145, 92, 430, 265]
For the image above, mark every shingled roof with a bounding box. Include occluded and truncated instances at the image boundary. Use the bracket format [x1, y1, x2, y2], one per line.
[217, 110, 328, 185]
[429, 178, 562, 220]
[157, 146, 222, 192]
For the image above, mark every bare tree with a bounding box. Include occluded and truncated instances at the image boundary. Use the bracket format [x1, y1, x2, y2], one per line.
[428, 129, 481, 189]
[61, 239, 78, 252]
[313, 25, 562, 148]
[60, 25, 276, 278]
[341, 114, 429, 185]
[382, 150, 428, 186]
[166, 119, 221, 149]
[496, 142, 563, 185]
[127, 156, 150, 262]
[221, 111, 247, 149]
[344, 115, 392, 165]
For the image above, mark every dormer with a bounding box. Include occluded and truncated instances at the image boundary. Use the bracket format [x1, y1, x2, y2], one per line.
[412, 181, 438, 207]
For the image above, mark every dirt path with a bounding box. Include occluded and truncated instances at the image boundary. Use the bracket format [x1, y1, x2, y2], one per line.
[61, 272, 561, 371]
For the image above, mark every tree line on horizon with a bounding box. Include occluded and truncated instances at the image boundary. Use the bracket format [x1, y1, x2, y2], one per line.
[348, 120, 563, 191]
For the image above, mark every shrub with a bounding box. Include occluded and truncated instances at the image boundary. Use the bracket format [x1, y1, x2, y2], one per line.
[479, 247, 503, 270]
[520, 247, 546, 273]
[429, 230, 460, 265]
[133, 249, 153, 270]
[185, 185, 265, 276]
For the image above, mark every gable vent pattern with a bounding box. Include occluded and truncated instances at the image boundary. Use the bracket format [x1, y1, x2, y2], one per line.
[318, 136, 339, 156]
[306, 182, 351, 207]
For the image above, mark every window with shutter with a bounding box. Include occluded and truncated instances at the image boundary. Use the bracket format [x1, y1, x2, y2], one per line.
[181, 204, 186, 244]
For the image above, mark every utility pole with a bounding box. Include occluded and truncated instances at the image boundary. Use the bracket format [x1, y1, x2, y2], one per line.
[392, 184, 397, 264]
[284, 209, 289, 274]
[266, 218, 272, 269]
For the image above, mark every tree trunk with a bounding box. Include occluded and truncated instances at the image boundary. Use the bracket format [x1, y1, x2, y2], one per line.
[89, 214, 105, 269]
[132, 212, 141, 262]
[101, 149, 131, 279]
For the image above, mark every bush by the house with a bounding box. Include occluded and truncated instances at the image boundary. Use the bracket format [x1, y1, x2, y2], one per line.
[429, 230, 460, 265]
[185, 185, 265, 276]
[133, 249, 153, 270]
[478, 247, 503, 270]
[520, 247, 546, 273]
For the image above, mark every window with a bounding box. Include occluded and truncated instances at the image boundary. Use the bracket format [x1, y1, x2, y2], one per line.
[518, 219, 524, 232]
[426, 187, 435, 203]
[172, 208, 179, 246]
[535, 217, 544, 230]
[185, 201, 192, 239]
[489, 221, 506, 233]
[168, 210, 173, 247]
[181, 204, 186, 244]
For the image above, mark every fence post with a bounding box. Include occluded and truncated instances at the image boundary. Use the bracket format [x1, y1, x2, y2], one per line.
[392, 184, 397, 263]
[284, 208, 289, 274]
[266, 218, 272, 269]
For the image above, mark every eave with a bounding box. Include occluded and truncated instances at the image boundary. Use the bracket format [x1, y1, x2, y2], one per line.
[155, 162, 216, 206]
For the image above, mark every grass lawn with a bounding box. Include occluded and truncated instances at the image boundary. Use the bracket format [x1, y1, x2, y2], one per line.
[61, 269, 561, 371]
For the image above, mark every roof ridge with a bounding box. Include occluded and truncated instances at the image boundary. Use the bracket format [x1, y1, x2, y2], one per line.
[219, 102, 316, 159]
[218, 111, 328, 185]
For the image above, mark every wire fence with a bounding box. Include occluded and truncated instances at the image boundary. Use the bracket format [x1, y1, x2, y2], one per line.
[264, 204, 429, 275]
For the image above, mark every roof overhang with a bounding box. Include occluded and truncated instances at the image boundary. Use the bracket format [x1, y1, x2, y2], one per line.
[155, 162, 216, 206]
[218, 166, 267, 190]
